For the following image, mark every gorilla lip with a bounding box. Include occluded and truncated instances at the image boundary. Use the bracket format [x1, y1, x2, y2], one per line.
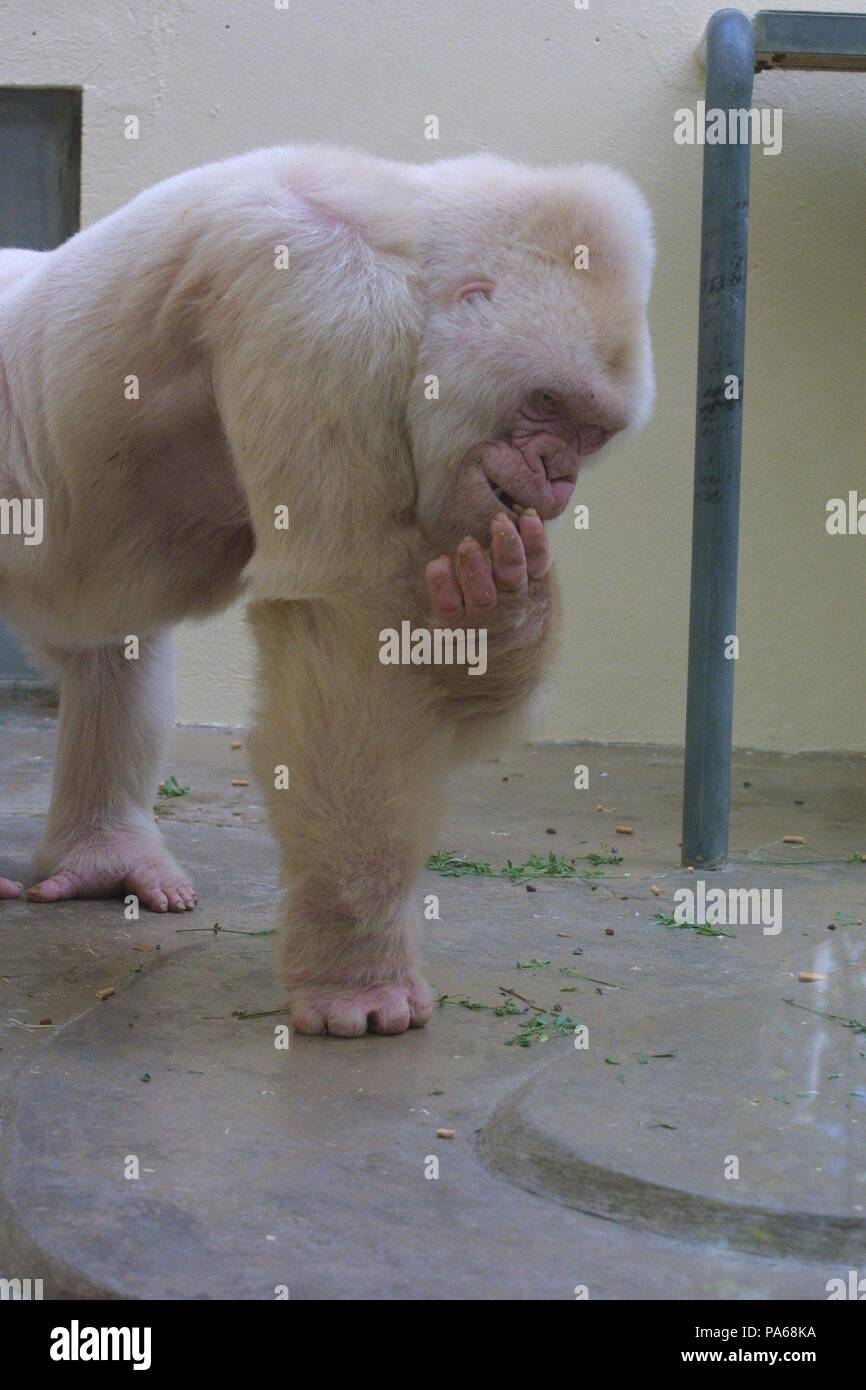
[489, 481, 521, 514]
[478, 419, 609, 523]
[482, 468, 575, 523]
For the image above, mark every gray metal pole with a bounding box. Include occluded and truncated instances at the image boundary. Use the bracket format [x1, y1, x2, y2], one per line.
[681, 9, 755, 869]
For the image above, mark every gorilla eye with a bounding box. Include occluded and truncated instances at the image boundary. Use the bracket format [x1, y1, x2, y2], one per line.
[527, 389, 562, 418]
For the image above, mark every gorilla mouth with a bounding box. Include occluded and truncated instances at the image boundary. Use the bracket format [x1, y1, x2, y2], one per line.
[490, 481, 516, 511]
[487, 480, 537, 518]
[474, 431, 584, 524]
[469, 441, 577, 525]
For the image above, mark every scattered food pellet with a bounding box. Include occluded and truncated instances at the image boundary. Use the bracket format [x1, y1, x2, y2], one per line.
[436, 1128, 455, 1139]
[604, 927, 615, 936]
[95, 987, 115, 1001]
[230, 740, 242, 749]
[38, 1017, 52, 1026]
[615, 825, 634, 835]
[650, 884, 662, 896]
[231, 779, 249, 787]
[783, 835, 805, 846]
[798, 972, 825, 983]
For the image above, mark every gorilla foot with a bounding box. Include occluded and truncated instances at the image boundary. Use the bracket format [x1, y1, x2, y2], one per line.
[291, 974, 434, 1037]
[25, 829, 198, 913]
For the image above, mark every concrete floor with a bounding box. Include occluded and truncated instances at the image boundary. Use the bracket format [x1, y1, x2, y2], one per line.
[1, 697, 864, 1299]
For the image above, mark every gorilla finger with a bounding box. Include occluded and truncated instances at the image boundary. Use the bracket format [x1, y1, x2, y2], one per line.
[519, 513, 550, 580]
[425, 555, 464, 621]
[491, 513, 528, 592]
[455, 537, 497, 614]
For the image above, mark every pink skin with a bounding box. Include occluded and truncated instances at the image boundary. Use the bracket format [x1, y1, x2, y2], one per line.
[459, 387, 626, 537]
[16, 831, 198, 913]
[426, 510, 550, 621]
[293, 974, 434, 1038]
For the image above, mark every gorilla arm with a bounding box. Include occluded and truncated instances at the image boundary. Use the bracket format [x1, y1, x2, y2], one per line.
[248, 513, 556, 1039]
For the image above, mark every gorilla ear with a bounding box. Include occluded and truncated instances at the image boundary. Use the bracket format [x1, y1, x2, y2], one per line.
[453, 279, 495, 305]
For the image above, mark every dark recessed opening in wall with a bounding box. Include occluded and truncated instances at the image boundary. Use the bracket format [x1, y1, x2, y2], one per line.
[0, 86, 81, 248]
[0, 86, 81, 689]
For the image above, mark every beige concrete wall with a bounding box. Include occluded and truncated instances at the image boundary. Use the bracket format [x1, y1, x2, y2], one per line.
[3, 0, 864, 749]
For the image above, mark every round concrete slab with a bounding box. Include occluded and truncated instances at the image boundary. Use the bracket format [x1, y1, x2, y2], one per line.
[479, 996, 866, 1262]
[2, 934, 849, 1299]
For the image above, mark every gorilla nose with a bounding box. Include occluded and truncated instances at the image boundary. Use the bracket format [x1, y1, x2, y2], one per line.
[567, 390, 628, 456]
[574, 423, 616, 456]
[520, 387, 627, 458]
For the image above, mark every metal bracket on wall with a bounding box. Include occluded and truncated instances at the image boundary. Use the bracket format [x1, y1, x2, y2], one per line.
[681, 9, 866, 868]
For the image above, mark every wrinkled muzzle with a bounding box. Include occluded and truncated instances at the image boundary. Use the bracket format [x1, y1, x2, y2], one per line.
[472, 387, 629, 521]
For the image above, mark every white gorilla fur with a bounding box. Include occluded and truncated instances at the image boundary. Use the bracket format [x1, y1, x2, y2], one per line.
[0, 145, 654, 1036]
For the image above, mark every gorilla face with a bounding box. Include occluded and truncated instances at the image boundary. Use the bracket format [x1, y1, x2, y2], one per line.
[408, 158, 655, 550]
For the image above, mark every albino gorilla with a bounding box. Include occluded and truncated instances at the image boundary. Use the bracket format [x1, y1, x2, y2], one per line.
[0, 145, 654, 1035]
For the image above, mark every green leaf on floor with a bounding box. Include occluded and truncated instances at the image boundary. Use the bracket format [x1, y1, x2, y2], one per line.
[652, 910, 735, 939]
[782, 998, 866, 1034]
[503, 852, 583, 884]
[585, 846, 624, 865]
[157, 774, 190, 799]
[434, 991, 522, 1018]
[426, 850, 492, 876]
[176, 922, 275, 937]
[426, 848, 626, 886]
[504, 1009, 582, 1047]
